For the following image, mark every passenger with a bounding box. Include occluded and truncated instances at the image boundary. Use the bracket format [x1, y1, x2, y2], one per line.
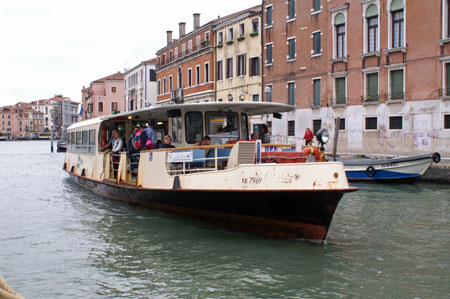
[198, 135, 211, 146]
[251, 133, 260, 140]
[112, 130, 123, 153]
[160, 135, 176, 149]
[142, 120, 157, 150]
[303, 127, 314, 146]
[259, 124, 271, 144]
[100, 129, 116, 151]
[127, 127, 138, 157]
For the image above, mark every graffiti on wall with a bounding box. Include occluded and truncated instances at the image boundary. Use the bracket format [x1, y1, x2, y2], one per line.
[377, 131, 440, 148]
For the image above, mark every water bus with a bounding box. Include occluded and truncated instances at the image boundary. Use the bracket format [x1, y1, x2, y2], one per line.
[64, 102, 357, 243]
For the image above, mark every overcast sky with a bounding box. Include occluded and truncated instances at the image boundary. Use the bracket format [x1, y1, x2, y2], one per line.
[0, 0, 260, 107]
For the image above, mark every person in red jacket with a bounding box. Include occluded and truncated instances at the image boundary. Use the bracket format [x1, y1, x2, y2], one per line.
[303, 128, 314, 146]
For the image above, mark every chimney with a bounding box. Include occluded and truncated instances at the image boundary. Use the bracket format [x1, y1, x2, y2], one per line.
[193, 13, 200, 30]
[167, 30, 173, 45]
[179, 22, 186, 38]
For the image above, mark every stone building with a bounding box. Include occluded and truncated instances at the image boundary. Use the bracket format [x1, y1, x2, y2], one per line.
[262, 0, 450, 154]
[124, 58, 158, 112]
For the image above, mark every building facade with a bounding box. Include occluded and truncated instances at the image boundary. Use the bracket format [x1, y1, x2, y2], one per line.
[124, 58, 158, 112]
[82, 72, 125, 119]
[215, 6, 262, 103]
[0, 104, 43, 139]
[262, 0, 450, 154]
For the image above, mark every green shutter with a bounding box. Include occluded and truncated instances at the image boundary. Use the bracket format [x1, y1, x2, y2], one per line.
[335, 13, 345, 25]
[367, 73, 378, 101]
[314, 32, 321, 54]
[390, 0, 404, 11]
[366, 4, 378, 18]
[446, 64, 450, 95]
[391, 70, 403, 99]
[314, 79, 321, 106]
[336, 77, 346, 104]
[288, 82, 295, 105]
[267, 44, 272, 63]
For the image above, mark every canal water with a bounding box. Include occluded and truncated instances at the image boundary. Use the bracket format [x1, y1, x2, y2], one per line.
[0, 141, 448, 298]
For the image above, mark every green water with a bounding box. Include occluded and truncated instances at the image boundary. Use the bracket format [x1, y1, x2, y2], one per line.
[0, 141, 449, 298]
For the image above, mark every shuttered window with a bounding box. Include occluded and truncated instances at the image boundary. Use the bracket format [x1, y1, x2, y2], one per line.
[335, 77, 346, 104]
[313, 32, 321, 54]
[288, 82, 295, 105]
[288, 38, 295, 60]
[391, 69, 404, 100]
[389, 116, 403, 129]
[266, 6, 273, 25]
[366, 73, 378, 102]
[313, 0, 321, 12]
[313, 79, 321, 106]
[446, 64, 450, 96]
[288, 0, 295, 19]
[266, 44, 273, 64]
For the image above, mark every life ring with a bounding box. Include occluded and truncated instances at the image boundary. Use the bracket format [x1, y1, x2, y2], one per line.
[301, 146, 322, 162]
[366, 166, 376, 177]
[432, 152, 441, 163]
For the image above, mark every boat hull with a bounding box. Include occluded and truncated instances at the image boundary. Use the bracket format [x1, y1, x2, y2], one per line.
[68, 171, 351, 243]
[343, 154, 435, 181]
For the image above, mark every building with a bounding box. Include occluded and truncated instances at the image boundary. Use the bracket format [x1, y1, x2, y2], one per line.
[124, 58, 158, 111]
[0, 104, 43, 139]
[262, 0, 450, 154]
[82, 72, 125, 119]
[214, 6, 262, 103]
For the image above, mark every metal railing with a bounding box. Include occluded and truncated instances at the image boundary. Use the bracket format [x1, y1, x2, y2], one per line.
[385, 92, 405, 101]
[361, 95, 379, 104]
[438, 88, 450, 97]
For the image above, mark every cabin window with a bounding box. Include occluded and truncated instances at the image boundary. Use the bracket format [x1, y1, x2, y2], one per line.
[89, 129, 96, 154]
[185, 112, 203, 144]
[82, 130, 89, 153]
[240, 113, 249, 140]
[76, 131, 82, 152]
[170, 116, 182, 143]
[70, 132, 75, 152]
[206, 112, 239, 144]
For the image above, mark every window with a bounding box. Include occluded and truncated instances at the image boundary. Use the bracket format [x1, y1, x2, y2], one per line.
[188, 69, 192, 87]
[149, 69, 156, 81]
[250, 57, 259, 76]
[226, 57, 233, 79]
[218, 32, 224, 44]
[389, 116, 403, 129]
[288, 82, 295, 105]
[171, 116, 182, 143]
[169, 51, 173, 62]
[335, 77, 346, 104]
[266, 44, 273, 64]
[237, 54, 246, 76]
[313, 31, 321, 54]
[313, 0, 321, 12]
[366, 73, 379, 102]
[182, 43, 186, 55]
[288, 38, 296, 60]
[111, 102, 118, 112]
[241, 113, 249, 140]
[288, 121, 295, 136]
[267, 84, 272, 102]
[205, 31, 210, 41]
[444, 115, 450, 129]
[391, 0, 404, 48]
[446, 63, 450, 96]
[98, 102, 103, 112]
[252, 18, 259, 33]
[196, 35, 200, 46]
[336, 118, 346, 130]
[157, 80, 161, 95]
[266, 6, 273, 26]
[253, 94, 260, 102]
[288, 0, 295, 19]
[188, 40, 192, 52]
[366, 4, 378, 52]
[313, 79, 321, 106]
[196, 65, 200, 85]
[169, 76, 173, 91]
[89, 129, 96, 154]
[216, 60, 223, 80]
[174, 47, 178, 58]
[204, 63, 209, 83]
[365, 117, 378, 130]
[228, 28, 234, 41]
[163, 77, 167, 93]
[206, 112, 240, 143]
[335, 13, 346, 58]
[111, 87, 116, 92]
[185, 112, 203, 144]
[239, 23, 245, 37]
[313, 119, 322, 134]
[390, 69, 404, 100]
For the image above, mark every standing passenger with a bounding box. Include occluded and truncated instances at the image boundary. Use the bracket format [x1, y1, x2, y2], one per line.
[259, 124, 271, 144]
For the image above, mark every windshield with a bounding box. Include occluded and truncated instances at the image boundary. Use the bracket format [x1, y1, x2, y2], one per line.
[205, 112, 240, 144]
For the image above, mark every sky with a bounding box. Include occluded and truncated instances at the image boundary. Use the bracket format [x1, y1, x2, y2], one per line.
[0, 0, 260, 107]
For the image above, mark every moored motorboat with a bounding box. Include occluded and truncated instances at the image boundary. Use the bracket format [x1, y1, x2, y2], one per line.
[338, 153, 441, 181]
[63, 102, 357, 243]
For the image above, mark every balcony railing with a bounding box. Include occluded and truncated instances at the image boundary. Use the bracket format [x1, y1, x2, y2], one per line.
[332, 97, 347, 106]
[361, 95, 379, 104]
[385, 92, 405, 101]
[156, 45, 207, 69]
[438, 88, 450, 98]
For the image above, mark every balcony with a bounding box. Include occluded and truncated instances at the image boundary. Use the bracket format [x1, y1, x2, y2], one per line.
[332, 97, 347, 107]
[385, 92, 405, 102]
[361, 95, 379, 105]
[439, 88, 450, 100]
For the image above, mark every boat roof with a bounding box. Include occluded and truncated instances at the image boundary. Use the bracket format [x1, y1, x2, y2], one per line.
[69, 102, 294, 130]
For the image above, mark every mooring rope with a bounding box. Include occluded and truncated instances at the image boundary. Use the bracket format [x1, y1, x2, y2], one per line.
[0, 276, 23, 299]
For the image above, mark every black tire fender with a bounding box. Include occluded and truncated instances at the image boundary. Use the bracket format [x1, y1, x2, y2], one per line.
[432, 152, 441, 163]
[366, 166, 376, 177]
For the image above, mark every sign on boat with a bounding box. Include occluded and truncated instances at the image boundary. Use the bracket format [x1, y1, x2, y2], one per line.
[63, 102, 357, 243]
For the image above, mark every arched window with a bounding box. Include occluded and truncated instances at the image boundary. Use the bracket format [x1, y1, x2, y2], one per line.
[335, 13, 346, 58]
[366, 4, 378, 52]
[390, 0, 404, 48]
[178, 67, 183, 89]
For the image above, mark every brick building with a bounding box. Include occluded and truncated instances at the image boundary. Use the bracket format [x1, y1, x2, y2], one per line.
[0, 104, 44, 139]
[262, 0, 450, 154]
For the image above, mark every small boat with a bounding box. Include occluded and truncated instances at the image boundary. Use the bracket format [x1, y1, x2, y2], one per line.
[339, 153, 441, 181]
[57, 141, 67, 152]
[63, 102, 357, 243]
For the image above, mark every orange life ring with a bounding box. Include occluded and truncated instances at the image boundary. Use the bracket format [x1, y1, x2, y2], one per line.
[301, 146, 322, 162]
